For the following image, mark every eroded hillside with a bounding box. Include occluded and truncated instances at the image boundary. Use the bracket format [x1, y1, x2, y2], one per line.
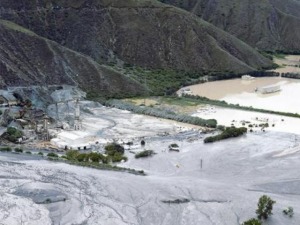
[0, 19, 145, 97]
[161, 0, 300, 52]
[0, 0, 272, 73]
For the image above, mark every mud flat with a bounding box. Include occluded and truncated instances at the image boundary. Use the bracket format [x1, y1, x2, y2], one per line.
[50, 102, 203, 149]
[193, 106, 300, 135]
[1, 130, 300, 224]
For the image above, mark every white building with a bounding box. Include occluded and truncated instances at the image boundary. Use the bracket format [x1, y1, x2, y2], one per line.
[256, 84, 281, 94]
[241, 75, 255, 80]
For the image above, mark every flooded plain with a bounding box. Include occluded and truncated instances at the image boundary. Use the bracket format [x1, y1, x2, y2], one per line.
[186, 77, 300, 114]
[185, 55, 300, 113]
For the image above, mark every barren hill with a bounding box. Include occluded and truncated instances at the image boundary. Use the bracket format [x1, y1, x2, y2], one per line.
[161, 0, 300, 52]
[0, 19, 145, 97]
[0, 0, 272, 73]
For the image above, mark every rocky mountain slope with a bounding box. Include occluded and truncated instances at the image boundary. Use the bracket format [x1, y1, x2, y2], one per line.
[161, 0, 300, 52]
[0, 19, 145, 97]
[0, 0, 272, 74]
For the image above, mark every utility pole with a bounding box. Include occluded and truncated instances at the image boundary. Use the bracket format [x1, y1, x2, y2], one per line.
[144, 76, 147, 106]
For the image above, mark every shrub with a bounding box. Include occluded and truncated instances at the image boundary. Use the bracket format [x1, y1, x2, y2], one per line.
[169, 143, 179, 148]
[66, 150, 79, 160]
[256, 195, 276, 220]
[105, 143, 125, 155]
[47, 152, 59, 158]
[135, 150, 155, 159]
[6, 127, 23, 143]
[217, 125, 226, 131]
[14, 148, 23, 153]
[241, 218, 262, 225]
[25, 151, 32, 154]
[283, 207, 294, 217]
[76, 153, 88, 162]
[0, 147, 12, 152]
[111, 153, 127, 162]
[204, 127, 247, 143]
[87, 152, 102, 163]
[38, 152, 44, 156]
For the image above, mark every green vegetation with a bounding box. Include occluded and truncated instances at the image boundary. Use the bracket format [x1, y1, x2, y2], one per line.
[105, 143, 127, 162]
[38, 152, 44, 156]
[169, 143, 179, 148]
[108, 64, 280, 97]
[103, 99, 217, 128]
[256, 195, 276, 220]
[63, 150, 144, 175]
[47, 152, 59, 158]
[135, 150, 155, 159]
[241, 218, 262, 225]
[117, 66, 205, 96]
[14, 148, 23, 153]
[6, 127, 23, 143]
[25, 151, 32, 154]
[204, 127, 247, 143]
[0, 147, 12, 152]
[283, 207, 294, 217]
[65, 146, 127, 164]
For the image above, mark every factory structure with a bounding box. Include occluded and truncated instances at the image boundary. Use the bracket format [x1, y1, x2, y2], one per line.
[0, 86, 84, 145]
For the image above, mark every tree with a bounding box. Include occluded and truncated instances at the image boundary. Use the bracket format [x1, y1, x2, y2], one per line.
[242, 218, 262, 225]
[256, 195, 276, 220]
[6, 127, 23, 142]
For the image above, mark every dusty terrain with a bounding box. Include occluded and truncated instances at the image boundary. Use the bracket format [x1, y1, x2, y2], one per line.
[0, 130, 300, 224]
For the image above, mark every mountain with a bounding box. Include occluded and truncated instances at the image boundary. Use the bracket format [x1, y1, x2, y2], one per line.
[0, 0, 272, 74]
[160, 0, 300, 53]
[0, 19, 145, 98]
